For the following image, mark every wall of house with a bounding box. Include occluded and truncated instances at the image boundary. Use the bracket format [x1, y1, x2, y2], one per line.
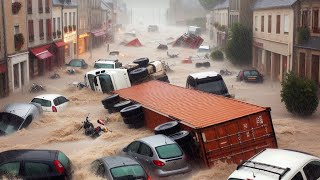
[213, 9, 229, 26]
[0, 1, 4, 60]
[3, 0, 28, 55]
[75, 0, 89, 34]
[52, 6, 63, 41]
[301, 0, 320, 37]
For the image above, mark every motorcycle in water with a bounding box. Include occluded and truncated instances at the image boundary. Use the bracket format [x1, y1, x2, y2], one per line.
[29, 83, 46, 93]
[79, 115, 110, 138]
[220, 69, 233, 76]
[167, 51, 179, 58]
[50, 72, 60, 79]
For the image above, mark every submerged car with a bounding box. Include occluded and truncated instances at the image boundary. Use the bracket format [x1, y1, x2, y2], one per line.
[228, 148, 320, 180]
[66, 59, 88, 69]
[122, 134, 191, 177]
[237, 69, 264, 83]
[31, 94, 70, 112]
[0, 149, 72, 179]
[0, 103, 42, 136]
[91, 156, 149, 180]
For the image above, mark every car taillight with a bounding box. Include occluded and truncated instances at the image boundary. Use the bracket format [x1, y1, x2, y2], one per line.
[153, 160, 165, 167]
[147, 175, 151, 180]
[52, 106, 57, 112]
[54, 160, 65, 174]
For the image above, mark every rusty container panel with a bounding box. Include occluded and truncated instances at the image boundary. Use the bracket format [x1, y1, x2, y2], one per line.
[143, 108, 172, 130]
[200, 110, 277, 167]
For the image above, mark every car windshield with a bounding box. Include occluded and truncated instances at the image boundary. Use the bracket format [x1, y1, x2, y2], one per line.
[31, 98, 51, 107]
[155, 144, 183, 159]
[69, 60, 82, 67]
[196, 80, 229, 95]
[94, 63, 115, 69]
[99, 74, 115, 93]
[111, 165, 145, 179]
[0, 113, 23, 135]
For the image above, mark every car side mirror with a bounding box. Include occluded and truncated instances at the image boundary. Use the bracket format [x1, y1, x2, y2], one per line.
[123, 147, 128, 152]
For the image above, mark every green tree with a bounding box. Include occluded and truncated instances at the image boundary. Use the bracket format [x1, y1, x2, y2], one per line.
[225, 23, 252, 65]
[281, 72, 319, 116]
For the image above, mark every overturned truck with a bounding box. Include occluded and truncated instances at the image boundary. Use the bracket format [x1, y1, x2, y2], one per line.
[114, 81, 278, 167]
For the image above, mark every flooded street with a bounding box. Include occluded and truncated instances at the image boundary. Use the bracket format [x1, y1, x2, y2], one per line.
[1, 26, 320, 180]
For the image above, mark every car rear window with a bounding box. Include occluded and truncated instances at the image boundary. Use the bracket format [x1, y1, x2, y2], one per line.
[58, 152, 71, 169]
[111, 165, 145, 179]
[94, 63, 115, 69]
[155, 144, 183, 159]
[31, 98, 51, 107]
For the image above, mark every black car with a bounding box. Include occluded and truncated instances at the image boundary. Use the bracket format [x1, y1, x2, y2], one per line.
[0, 149, 72, 179]
[66, 59, 88, 69]
[237, 69, 264, 83]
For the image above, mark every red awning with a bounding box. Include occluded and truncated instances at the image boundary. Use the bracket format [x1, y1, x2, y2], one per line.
[30, 47, 53, 60]
[55, 41, 66, 48]
[0, 64, 7, 73]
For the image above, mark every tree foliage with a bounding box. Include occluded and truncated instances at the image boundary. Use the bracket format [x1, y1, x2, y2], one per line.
[281, 72, 319, 116]
[198, 0, 220, 10]
[225, 23, 252, 65]
[298, 27, 310, 44]
[211, 50, 224, 60]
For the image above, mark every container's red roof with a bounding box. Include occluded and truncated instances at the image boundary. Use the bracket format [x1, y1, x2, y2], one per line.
[115, 81, 268, 129]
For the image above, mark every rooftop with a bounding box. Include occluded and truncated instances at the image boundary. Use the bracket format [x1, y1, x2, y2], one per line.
[253, 0, 297, 10]
[213, 0, 229, 10]
[115, 81, 267, 129]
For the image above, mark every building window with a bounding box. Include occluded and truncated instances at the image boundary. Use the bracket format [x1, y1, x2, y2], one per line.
[28, 20, 34, 42]
[299, 52, 306, 78]
[268, 15, 272, 33]
[45, 0, 50, 13]
[38, 0, 43, 13]
[276, 15, 281, 34]
[73, 12, 76, 25]
[39, 19, 44, 40]
[69, 12, 71, 26]
[64, 13, 67, 27]
[313, 9, 319, 33]
[27, 0, 32, 14]
[302, 10, 308, 28]
[284, 15, 289, 34]
[14, 25, 19, 34]
[57, 17, 61, 31]
[261, 16, 264, 32]
[46, 19, 51, 40]
[53, 18, 56, 32]
[255, 16, 258, 31]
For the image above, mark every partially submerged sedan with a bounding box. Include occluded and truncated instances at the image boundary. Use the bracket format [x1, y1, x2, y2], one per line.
[0, 103, 42, 136]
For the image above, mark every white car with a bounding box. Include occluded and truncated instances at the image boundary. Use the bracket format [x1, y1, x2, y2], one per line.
[228, 148, 320, 180]
[31, 94, 70, 112]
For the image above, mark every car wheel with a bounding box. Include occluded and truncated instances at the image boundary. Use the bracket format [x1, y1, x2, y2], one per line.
[101, 94, 120, 106]
[169, 131, 193, 145]
[129, 67, 149, 83]
[120, 104, 143, 118]
[195, 62, 202, 68]
[123, 112, 144, 125]
[113, 101, 133, 112]
[203, 62, 211, 68]
[133, 57, 149, 67]
[154, 121, 180, 136]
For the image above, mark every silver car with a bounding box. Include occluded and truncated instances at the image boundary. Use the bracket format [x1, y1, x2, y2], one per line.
[90, 156, 149, 180]
[0, 103, 42, 136]
[122, 134, 191, 177]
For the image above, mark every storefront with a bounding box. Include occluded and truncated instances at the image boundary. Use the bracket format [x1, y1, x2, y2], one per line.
[8, 52, 29, 92]
[0, 63, 8, 97]
[53, 41, 66, 67]
[78, 33, 89, 54]
[64, 31, 77, 61]
[29, 45, 54, 77]
[91, 29, 106, 48]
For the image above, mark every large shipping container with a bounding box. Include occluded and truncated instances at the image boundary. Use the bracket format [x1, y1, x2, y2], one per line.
[115, 81, 278, 167]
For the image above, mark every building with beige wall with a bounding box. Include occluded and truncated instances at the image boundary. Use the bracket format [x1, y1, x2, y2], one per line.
[252, 0, 297, 82]
[3, 0, 29, 93]
[229, 0, 254, 27]
[212, 0, 229, 47]
[27, 0, 54, 78]
[74, 0, 90, 55]
[293, 0, 320, 85]
[52, 1, 66, 67]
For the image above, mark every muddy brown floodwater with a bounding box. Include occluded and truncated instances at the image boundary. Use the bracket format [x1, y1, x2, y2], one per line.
[1, 26, 319, 180]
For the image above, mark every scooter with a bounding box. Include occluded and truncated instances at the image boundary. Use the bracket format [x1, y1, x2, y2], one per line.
[79, 114, 110, 138]
[167, 51, 179, 58]
[30, 83, 46, 93]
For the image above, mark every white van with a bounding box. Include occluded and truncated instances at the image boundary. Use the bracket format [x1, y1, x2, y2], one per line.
[188, 26, 201, 36]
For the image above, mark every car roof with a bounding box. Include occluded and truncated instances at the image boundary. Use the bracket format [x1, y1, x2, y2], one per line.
[33, 94, 63, 101]
[101, 156, 139, 169]
[236, 148, 319, 179]
[138, 134, 175, 148]
[189, 71, 219, 79]
[4, 103, 36, 119]
[0, 149, 58, 164]
[198, 45, 210, 50]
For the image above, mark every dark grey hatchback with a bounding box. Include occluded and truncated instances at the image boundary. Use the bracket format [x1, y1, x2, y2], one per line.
[0, 149, 72, 180]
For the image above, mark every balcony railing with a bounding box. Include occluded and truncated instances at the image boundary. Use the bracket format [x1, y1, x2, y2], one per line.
[45, 6, 50, 13]
[29, 34, 34, 42]
[57, 30, 62, 38]
[312, 27, 320, 34]
[39, 32, 44, 40]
